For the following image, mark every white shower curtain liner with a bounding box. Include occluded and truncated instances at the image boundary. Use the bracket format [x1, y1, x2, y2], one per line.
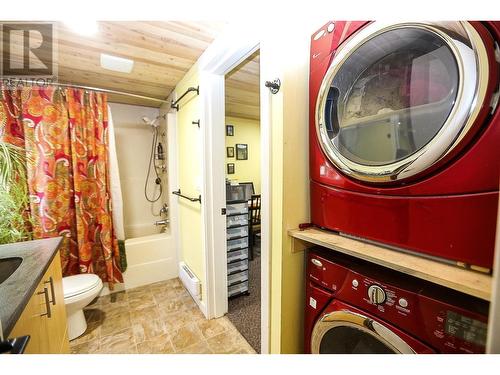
[107, 105, 125, 241]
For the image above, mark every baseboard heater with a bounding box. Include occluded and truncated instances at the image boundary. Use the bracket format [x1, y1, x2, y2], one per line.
[178, 261, 201, 300]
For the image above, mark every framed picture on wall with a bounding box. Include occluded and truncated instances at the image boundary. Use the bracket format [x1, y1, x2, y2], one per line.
[226, 125, 234, 136]
[236, 144, 248, 160]
[227, 163, 235, 174]
[227, 147, 235, 158]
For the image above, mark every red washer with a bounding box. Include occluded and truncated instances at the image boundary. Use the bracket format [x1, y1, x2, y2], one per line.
[309, 21, 500, 269]
[304, 248, 489, 354]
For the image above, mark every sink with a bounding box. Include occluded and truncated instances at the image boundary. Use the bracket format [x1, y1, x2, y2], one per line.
[0, 257, 23, 285]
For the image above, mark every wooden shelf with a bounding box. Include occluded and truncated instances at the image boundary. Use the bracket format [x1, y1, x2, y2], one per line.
[288, 227, 492, 301]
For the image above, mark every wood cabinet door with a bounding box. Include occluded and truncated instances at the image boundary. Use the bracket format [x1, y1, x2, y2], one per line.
[41, 252, 70, 354]
[9, 252, 69, 354]
[9, 282, 44, 354]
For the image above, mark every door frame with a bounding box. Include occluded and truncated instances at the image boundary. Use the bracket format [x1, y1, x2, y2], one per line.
[198, 30, 270, 353]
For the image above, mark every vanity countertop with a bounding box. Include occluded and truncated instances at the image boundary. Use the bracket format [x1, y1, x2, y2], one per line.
[0, 237, 62, 339]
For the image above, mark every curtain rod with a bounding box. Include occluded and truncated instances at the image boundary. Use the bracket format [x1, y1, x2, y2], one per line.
[40, 82, 170, 104]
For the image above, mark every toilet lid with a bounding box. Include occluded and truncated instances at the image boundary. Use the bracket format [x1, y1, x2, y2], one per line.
[63, 274, 102, 298]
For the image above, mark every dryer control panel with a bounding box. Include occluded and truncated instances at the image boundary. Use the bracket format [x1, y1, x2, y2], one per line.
[341, 272, 422, 336]
[307, 248, 488, 353]
[419, 294, 488, 353]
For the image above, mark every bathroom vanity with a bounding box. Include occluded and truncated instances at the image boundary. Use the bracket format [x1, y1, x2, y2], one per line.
[0, 238, 69, 354]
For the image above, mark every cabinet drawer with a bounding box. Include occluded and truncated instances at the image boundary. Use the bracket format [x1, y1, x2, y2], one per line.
[227, 259, 248, 275]
[227, 237, 249, 251]
[227, 248, 249, 264]
[228, 281, 249, 297]
[227, 270, 249, 286]
[227, 226, 248, 240]
[227, 214, 248, 228]
[226, 202, 248, 216]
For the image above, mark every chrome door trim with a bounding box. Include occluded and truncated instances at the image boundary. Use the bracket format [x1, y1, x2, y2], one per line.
[316, 21, 490, 183]
[310, 310, 416, 354]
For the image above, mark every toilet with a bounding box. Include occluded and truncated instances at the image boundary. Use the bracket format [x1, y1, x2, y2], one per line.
[62, 274, 103, 340]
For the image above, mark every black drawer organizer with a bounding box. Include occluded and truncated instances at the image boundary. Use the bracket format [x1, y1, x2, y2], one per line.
[226, 199, 250, 298]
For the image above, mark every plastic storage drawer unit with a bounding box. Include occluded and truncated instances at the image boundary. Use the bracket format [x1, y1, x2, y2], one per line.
[226, 199, 250, 298]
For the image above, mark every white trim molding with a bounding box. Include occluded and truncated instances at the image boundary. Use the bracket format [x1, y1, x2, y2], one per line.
[197, 25, 270, 352]
[200, 71, 228, 318]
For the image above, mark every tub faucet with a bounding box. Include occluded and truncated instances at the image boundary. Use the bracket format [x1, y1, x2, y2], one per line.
[155, 219, 169, 226]
[159, 204, 169, 216]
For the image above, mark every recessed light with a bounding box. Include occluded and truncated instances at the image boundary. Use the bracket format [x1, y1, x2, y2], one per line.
[100, 53, 134, 73]
[63, 21, 99, 36]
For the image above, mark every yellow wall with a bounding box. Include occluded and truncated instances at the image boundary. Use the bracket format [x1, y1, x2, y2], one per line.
[224, 116, 261, 194]
[262, 20, 316, 354]
[174, 63, 205, 295]
[280, 50, 310, 353]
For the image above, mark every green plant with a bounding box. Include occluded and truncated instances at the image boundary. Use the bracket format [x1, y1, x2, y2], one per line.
[0, 142, 26, 187]
[0, 142, 32, 244]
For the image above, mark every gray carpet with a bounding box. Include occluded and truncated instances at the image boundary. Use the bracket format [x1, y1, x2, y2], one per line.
[227, 246, 261, 353]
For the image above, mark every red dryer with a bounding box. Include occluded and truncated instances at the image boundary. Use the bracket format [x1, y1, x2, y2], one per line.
[304, 247, 489, 354]
[309, 21, 500, 269]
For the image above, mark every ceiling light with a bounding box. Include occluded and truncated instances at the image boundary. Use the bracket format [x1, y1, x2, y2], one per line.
[63, 21, 99, 36]
[100, 53, 134, 73]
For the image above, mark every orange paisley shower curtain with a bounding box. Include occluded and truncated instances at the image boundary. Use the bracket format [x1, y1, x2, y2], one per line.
[0, 86, 122, 286]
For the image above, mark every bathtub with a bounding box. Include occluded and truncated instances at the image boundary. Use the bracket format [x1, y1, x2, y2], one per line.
[100, 231, 178, 295]
[123, 231, 178, 290]
[124, 222, 162, 238]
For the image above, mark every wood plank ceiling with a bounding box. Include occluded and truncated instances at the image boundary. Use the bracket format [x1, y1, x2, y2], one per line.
[3, 21, 261, 114]
[225, 50, 260, 121]
[54, 21, 226, 107]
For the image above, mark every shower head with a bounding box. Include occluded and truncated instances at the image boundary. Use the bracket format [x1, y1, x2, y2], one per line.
[142, 115, 165, 128]
[142, 116, 159, 128]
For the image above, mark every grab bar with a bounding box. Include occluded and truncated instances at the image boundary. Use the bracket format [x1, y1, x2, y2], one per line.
[171, 86, 199, 111]
[172, 189, 201, 204]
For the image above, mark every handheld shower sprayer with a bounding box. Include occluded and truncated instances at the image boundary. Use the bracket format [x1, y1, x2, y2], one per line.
[142, 114, 166, 128]
[142, 116, 158, 128]
[143, 114, 166, 203]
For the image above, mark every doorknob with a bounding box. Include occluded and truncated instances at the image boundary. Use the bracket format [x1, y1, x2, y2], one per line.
[265, 79, 281, 94]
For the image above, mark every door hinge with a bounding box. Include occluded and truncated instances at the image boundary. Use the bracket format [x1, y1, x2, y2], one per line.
[221, 208, 226, 215]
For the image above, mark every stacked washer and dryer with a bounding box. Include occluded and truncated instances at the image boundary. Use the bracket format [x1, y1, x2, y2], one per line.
[306, 21, 500, 354]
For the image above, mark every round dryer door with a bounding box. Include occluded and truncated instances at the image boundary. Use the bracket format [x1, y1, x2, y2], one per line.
[315, 21, 491, 183]
[311, 310, 415, 354]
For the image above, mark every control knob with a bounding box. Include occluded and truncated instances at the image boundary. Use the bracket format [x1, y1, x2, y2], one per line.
[367, 285, 386, 305]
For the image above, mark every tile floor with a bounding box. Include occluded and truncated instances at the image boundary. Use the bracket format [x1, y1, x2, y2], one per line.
[70, 278, 256, 354]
